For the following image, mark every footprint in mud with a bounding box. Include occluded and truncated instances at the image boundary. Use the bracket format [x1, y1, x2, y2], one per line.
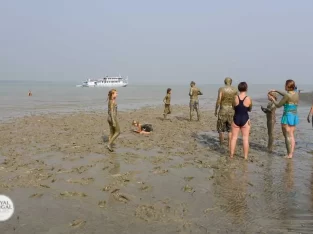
[152, 166, 169, 175]
[69, 219, 86, 228]
[29, 193, 44, 198]
[71, 165, 93, 174]
[183, 177, 194, 182]
[139, 185, 152, 192]
[66, 177, 95, 185]
[102, 185, 112, 192]
[59, 191, 87, 198]
[182, 185, 194, 193]
[135, 204, 172, 222]
[111, 189, 130, 203]
[98, 200, 106, 208]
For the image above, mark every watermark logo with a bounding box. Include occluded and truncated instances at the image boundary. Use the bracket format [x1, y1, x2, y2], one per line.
[0, 195, 14, 222]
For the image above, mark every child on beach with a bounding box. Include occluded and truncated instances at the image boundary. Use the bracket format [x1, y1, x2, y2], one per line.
[261, 92, 277, 152]
[132, 120, 153, 134]
[163, 88, 172, 119]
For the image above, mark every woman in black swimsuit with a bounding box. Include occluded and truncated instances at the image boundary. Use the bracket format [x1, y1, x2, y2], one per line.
[229, 82, 252, 159]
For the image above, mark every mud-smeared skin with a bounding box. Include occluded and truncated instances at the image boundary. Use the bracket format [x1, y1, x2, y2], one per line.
[189, 83, 203, 121]
[107, 99, 120, 151]
[271, 90, 299, 155]
[163, 93, 171, 119]
[261, 101, 276, 152]
[0, 105, 312, 233]
[215, 78, 238, 145]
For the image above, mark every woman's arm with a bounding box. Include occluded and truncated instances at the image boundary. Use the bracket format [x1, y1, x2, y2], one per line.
[270, 90, 285, 96]
[272, 94, 289, 108]
[247, 97, 252, 112]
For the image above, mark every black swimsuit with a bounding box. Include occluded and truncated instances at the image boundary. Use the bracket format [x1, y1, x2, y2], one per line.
[141, 124, 153, 132]
[233, 96, 250, 127]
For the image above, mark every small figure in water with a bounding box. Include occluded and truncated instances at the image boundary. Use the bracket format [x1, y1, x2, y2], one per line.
[307, 101, 313, 128]
[261, 93, 277, 152]
[163, 88, 172, 119]
[215, 77, 238, 148]
[132, 121, 153, 134]
[107, 89, 120, 152]
[189, 81, 203, 121]
[28, 90, 32, 96]
[268, 79, 299, 159]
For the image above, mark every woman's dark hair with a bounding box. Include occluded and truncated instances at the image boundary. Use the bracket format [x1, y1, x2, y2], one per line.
[238, 82, 248, 92]
[285, 79, 295, 91]
[167, 88, 171, 94]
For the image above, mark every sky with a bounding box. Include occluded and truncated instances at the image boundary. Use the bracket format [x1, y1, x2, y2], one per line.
[0, 0, 312, 84]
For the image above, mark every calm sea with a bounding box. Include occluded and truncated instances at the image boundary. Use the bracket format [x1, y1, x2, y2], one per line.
[0, 80, 312, 123]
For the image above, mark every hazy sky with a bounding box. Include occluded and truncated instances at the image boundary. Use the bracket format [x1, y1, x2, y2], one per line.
[1, 0, 312, 84]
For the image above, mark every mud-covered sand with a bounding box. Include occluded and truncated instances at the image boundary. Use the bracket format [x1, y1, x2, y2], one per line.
[1, 105, 313, 233]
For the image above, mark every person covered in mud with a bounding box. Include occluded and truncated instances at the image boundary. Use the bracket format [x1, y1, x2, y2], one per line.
[215, 77, 238, 147]
[107, 89, 120, 152]
[307, 102, 313, 128]
[229, 82, 252, 160]
[189, 81, 203, 121]
[163, 88, 172, 119]
[132, 120, 153, 134]
[261, 92, 277, 152]
[268, 79, 299, 159]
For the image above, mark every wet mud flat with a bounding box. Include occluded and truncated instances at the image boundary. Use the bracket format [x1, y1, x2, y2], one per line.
[0, 105, 313, 233]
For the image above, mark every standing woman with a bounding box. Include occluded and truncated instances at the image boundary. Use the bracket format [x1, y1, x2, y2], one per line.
[107, 89, 120, 152]
[268, 79, 299, 159]
[163, 88, 172, 119]
[229, 82, 252, 159]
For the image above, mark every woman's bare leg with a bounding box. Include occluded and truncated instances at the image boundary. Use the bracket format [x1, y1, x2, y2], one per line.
[241, 121, 251, 160]
[289, 126, 296, 158]
[230, 123, 240, 158]
[282, 124, 292, 158]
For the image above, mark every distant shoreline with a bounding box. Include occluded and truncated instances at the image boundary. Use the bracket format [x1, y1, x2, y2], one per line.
[300, 91, 313, 104]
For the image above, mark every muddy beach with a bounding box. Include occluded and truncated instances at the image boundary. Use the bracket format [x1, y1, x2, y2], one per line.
[0, 104, 313, 233]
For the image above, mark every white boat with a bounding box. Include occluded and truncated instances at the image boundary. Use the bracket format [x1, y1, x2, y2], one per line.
[78, 75, 128, 87]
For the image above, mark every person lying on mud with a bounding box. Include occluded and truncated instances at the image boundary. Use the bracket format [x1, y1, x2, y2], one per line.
[307, 102, 313, 128]
[132, 120, 153, 134]
[261, 93, 277, 152]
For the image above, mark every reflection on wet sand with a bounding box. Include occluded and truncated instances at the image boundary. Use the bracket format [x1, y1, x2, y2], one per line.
[212, 161, 248, 226]
[284, 160, 294, 192]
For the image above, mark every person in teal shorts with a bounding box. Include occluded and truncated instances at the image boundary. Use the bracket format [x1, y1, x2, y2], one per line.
[268, 79, 299, 159]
